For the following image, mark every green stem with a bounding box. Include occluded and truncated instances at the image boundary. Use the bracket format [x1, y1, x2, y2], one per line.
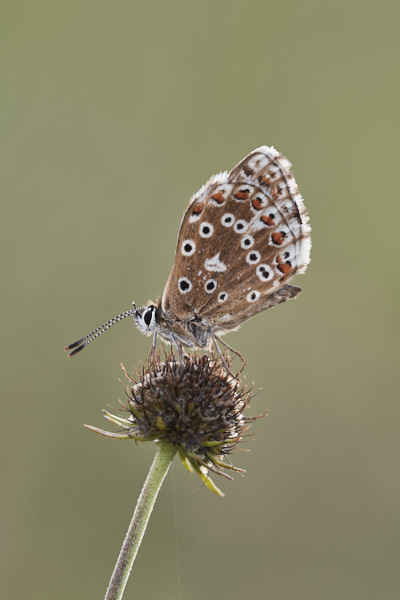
[104, 440, 177, 600]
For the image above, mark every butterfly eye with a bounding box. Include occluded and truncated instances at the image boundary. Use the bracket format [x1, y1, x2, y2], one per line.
[143, 307, 155, 327]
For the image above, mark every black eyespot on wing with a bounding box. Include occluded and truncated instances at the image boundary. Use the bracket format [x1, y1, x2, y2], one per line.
[178, 277, 192, 293]
[205, 279, 217, 293]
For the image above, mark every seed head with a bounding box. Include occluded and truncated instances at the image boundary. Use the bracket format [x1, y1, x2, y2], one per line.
[86, 352, 264, 496]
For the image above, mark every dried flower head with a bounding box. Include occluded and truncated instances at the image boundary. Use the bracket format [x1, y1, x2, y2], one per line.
[86, 352, 264, 496]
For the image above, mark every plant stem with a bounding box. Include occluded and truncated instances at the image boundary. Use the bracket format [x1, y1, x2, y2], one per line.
[104, 440, 177, 600]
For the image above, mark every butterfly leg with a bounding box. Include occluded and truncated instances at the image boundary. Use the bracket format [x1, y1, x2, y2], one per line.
[209, 332, 242, 378]
[169, 334, 184, 364]
[212, 333, 247, 373]
[150, 330, 158, 363]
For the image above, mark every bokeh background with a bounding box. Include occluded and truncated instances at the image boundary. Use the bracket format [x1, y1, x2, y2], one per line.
[1, 1, 399, 598]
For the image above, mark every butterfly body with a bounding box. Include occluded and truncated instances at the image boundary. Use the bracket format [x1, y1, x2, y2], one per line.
[65, 146, 311, 359]
[133, 302, 210, 349]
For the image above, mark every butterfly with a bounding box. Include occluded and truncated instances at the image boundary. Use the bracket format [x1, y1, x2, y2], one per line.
[65, 146, 311, 362]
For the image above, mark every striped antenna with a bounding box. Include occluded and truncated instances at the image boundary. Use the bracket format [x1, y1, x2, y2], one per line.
[65, 304, 137, 357]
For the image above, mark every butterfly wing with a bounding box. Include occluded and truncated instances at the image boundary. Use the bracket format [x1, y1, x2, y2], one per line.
[162, 146, 311, 332]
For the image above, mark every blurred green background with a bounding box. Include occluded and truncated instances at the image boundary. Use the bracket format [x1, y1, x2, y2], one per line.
[1, 1, 399, 598]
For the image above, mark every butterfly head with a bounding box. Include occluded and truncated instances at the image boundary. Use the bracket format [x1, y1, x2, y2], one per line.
[133, 303, 158, 337]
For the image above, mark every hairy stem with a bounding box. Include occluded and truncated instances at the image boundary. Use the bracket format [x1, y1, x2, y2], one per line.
[104, 440, 177, 600]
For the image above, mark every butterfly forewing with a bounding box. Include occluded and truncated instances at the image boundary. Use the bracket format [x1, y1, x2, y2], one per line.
[161, 146, 311, 331]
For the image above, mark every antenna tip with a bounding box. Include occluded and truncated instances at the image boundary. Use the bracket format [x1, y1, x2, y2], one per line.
[66, 345, 85, 357]
[64, 338, 85, 352]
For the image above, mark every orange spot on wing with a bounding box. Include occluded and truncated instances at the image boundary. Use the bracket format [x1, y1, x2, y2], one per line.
[278, 263, 292, 274]
[192, 204, 204, 214]
[261, 215, 274, 226]
[270, 186, 278, 199]
[235, 190, 250, 200]
[251, 198, 263, 210]
[271, 231, 285, 246]
[211, 192, 225, 204]
[276, 255, 292, 275]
